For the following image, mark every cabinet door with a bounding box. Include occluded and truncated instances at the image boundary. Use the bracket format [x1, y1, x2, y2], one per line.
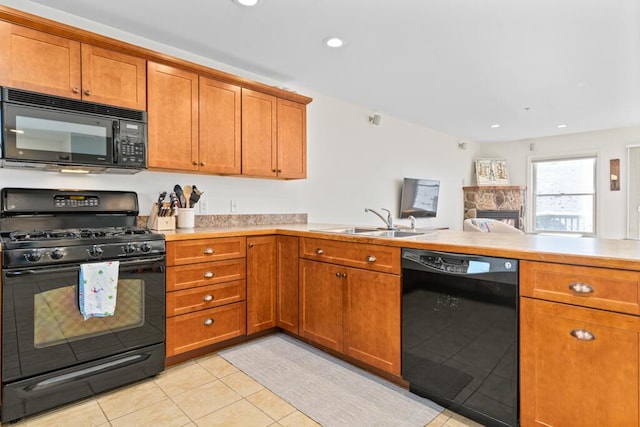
[241, 88, 277, 177]
[81, 44, 146, 110]
[199, 77, 241, 174]
[345, 268, 401, 375]
[276, 236, 299, 334]
[520, 298, 640, 427]
[0, 21, 81, 98]
[299, 259, 343, 351]
[246, 236, 277, 334]
[277, 99, 307, 179]
[147, 62, 199, 171]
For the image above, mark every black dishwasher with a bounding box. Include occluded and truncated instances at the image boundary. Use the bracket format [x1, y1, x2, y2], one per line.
[401, 248, 518, 427]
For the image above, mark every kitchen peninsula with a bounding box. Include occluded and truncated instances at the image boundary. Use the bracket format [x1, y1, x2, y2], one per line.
[162, 224, 640, 427]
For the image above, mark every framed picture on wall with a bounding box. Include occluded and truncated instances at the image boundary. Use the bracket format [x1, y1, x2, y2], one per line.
[475, 159, 510, 185]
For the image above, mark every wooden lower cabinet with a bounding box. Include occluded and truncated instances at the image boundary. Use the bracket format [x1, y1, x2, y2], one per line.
[166, 302, 246, 357]
[299, 259, 401, 375]
[246, 236, 277, 334]
[299, 259, 344, 351]
[276, 236, 299, 334]
[520, 297, 640, 427]
[165, 238, 247, 357]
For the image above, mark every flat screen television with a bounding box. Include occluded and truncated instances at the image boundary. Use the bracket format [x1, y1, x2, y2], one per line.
[399, 177, 440, 218]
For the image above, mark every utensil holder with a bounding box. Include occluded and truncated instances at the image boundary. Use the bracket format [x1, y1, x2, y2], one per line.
[177, 208, 195, 229]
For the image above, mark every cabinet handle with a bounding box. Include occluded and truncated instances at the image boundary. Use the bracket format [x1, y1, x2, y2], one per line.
[203, 318, 215, 326]
[277, 169, 282, 173]
[366, 255, 377, 263]
[315, 248, 324, 255]
[203, 294, 214, 302]
[342, 273, 347, 278]
[72, 87, 80, 94]
[570, 329, 595, 341]
[249, 243, 254, 248]
[203, 248, 215, 254]
[568, 282, 594, 294]
[200, 162, 206, 166]
[204, 271, 215, 278]
[193, 160, 199, 166]
[84, 89, 92, 96]
[272, 169, 277, 173]
[335, 272, 341, 277]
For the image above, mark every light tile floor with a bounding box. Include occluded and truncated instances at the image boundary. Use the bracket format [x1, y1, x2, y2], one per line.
[1, 352, 484, 427]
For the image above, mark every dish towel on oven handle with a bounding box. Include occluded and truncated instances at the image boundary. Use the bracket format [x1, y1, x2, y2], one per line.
[79, 261, 120, 320]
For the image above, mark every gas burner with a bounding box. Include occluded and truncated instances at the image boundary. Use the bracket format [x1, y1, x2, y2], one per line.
[9, 230, 79, 242]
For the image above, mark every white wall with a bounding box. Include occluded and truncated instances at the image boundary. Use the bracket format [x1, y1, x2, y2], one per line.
[479, 126, 640, 238]
[0, 1, 479, 230]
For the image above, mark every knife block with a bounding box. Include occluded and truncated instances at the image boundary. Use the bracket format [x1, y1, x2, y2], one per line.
[148, 203, 176, 231]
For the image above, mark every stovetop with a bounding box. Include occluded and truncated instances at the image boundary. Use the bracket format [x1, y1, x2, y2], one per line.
[7, 226, 153, 244]
[0, 188, 165, 268]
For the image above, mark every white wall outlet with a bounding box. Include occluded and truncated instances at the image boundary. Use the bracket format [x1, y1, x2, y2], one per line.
[231, 199, 238, 213]
[199, 196, 208, 214]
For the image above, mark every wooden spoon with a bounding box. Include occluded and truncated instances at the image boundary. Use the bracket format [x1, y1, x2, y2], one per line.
[183, 185, 193, 208]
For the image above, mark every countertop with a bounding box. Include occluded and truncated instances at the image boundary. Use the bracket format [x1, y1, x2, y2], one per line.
[159, 223, 640, 271]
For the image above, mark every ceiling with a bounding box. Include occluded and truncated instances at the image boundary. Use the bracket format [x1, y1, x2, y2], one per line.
[21, 0, 640, 142]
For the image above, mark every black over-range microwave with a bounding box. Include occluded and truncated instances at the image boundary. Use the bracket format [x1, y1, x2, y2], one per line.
[0, 87, 147, 174]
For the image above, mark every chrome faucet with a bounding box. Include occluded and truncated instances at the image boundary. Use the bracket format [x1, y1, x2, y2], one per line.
[409, 215, 416, 230]
[365, 208, 396, 230]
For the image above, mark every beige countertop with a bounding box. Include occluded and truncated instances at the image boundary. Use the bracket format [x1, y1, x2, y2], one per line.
[158, 223, 640, 271]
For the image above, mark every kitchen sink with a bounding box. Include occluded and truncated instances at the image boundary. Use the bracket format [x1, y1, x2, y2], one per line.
[357, 230, 425, 238]
[314, 227, 380, 234]
[313, 227, 425, 238]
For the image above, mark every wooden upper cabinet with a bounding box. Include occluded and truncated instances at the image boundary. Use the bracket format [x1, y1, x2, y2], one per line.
[199, 77, 241, 174]
[277, 98, 307, 179]
[241, 88, 307, 179]
[0, 21, 145, 109]
[80, 44, 146, 110]
[147, 62, 199, 171]
[0, 21, 81, 98]
[241, 88, 278, 177]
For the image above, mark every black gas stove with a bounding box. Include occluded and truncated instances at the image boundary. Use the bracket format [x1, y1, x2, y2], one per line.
[0, 188, 165, 268]
[0, 187, 166, 423]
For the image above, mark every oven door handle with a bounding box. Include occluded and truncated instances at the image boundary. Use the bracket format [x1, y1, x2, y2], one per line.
[4, 256, 165, 277]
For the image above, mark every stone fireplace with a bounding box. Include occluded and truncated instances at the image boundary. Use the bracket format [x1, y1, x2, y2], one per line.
[463, 186, 526, 231]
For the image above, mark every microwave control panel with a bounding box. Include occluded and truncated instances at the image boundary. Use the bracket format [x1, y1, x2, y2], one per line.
[116, 121, 146, 166]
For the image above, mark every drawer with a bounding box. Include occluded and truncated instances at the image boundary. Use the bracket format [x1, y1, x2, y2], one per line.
[166, 302, 246, 357]
[167, 237, 246, 265]
[520, 261, 640, 315]
[166, 280, 246, 317]
[299, 237, 400, 274]
[166, 258, 246, 291]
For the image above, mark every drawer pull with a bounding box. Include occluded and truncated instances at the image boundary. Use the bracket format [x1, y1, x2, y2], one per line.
[342, 273, 347, 278]
[248, 243, 254, 248]
[204, 271, 215, 279]
[203, 294, 214, 302]
[203, 248, 215, 255]
[366, 255, 377, 263]
[570, 329, 595, 341]
[315, 248, 324, 255]
[568, 282, 594, 294]
[203, 318, 215, 326]
[335, 272, 341, 277]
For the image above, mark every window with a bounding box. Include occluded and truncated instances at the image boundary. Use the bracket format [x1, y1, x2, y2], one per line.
[532, 156, 596, 234]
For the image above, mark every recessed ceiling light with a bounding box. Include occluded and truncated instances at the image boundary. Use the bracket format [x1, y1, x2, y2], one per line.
[557, 124, 568, 128]
[233, 0, 262, 6]
[324, 37, 344, 48]
[490, 124, 501, 128]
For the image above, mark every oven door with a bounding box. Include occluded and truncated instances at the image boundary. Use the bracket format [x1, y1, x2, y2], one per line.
[2, 255, 165, 382]
[1, 103, 115, 166]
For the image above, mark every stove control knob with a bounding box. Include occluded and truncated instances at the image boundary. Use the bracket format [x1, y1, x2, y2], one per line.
[140, 243, 152, 253]
[25, 249, 42, 263]
[50, 248, 65, 260]
[123, 244, 137, 254]
[89, 245, 104, 257]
